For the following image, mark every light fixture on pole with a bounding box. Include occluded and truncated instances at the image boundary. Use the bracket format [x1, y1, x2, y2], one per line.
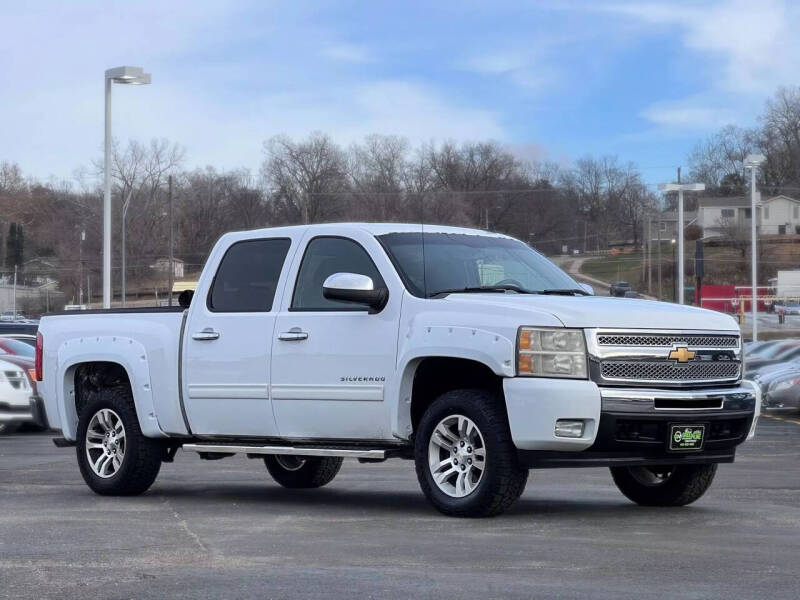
[103, 66, 151, 309]
[658, 181, 705, 304]
[744, 153, 766, 341]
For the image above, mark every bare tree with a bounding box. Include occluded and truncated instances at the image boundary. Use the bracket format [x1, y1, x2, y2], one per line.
[262, 132, 349, 224]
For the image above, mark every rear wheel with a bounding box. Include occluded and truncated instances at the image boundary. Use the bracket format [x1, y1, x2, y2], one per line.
[76, 385, 162, 496]
[414, 389, 528, 517]
[264, 455, 343, 488]
[610, 463, 717, 506]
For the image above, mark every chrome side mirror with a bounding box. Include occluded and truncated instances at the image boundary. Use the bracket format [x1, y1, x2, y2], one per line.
[322, 273, 388, 311]
[579, 283, 595, 296]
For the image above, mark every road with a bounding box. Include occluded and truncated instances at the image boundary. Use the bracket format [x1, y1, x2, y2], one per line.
[1, 417, 799, 600]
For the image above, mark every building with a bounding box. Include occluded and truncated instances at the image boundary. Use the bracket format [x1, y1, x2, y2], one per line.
[647, 211, 697, 241]
[150, 258, 184, 279]
[697, 195, 800, 237]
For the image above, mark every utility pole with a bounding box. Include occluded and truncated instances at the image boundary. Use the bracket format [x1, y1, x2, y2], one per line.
[12, 264, 17, 318]
[79, 229, 85, 305]
[168, 175, 174, 307]
[647, 215, 653, 295]
[658, 170, 705, 304]
[657, 221, 662, 300]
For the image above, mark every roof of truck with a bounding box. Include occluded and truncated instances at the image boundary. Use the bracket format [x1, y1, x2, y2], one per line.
[231, 222, 511, 238]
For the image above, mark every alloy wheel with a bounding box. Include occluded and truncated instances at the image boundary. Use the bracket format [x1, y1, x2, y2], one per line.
[85, 408, 126, 479]
[427, 414, 486, 498]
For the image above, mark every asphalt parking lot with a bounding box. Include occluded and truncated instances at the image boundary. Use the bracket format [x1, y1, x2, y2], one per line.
[1, 417, 799, 600]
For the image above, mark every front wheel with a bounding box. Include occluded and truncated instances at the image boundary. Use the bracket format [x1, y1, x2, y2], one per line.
[414, 389, 528, 517]
[610, 463, 717, 506]
[264, 455, 343, 488]
[0, 422, 20, 435]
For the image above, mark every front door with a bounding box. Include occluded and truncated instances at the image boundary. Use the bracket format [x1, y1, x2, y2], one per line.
[270, 233, 400, 441]
[182, 236, 294, 436]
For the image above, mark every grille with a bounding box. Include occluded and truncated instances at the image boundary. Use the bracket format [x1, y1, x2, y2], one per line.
[601, 360, 740, 382]
[597, 333, 739, 347]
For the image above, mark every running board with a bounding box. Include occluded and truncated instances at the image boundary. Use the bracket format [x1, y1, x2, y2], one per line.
[182, 443, 387, 459]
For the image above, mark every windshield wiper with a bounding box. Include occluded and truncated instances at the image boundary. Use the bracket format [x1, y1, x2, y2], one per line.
[430, 285, 534, 298]
[534, 288, 590, 296]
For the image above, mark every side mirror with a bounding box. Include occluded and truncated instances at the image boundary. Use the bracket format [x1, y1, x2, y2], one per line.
[579, 283, 595, 296]
[323, 273, 388, 311]
[178, 289, 194, 308]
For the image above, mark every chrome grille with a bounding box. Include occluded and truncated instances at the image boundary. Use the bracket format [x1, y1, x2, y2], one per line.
[600, 361, 741, 382]
[597, 334, 739, 347]
[589, 329, 742, 387]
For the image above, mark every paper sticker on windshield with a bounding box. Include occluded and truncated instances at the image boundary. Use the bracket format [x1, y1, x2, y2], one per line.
[669, 424, 705, 451]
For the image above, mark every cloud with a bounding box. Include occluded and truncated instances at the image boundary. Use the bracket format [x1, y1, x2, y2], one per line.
[459, 47, 559, 91]
[604, 0, 800, 94]
[640, 101, 739, 129]
[321, 43, 374, 63]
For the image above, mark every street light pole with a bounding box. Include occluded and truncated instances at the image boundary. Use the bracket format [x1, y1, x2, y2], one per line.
[168, 175, 174, 307]
[658, 180, 705, 304]
[745, 153, 767, 341]
[103, 66, 151, 309]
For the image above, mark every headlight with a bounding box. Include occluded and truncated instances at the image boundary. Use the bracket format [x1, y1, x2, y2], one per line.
[517, 327, 588, 378]
[769, 377, 800, 393]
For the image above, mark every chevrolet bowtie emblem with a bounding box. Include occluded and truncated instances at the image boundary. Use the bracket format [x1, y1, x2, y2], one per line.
[668, 347, 696, 363]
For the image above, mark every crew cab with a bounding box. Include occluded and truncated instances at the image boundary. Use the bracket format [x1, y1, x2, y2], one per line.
[36, 223, 759, 517]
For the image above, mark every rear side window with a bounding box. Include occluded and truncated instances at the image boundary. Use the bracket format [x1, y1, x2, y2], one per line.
[291, 237, 384, 311]
[208, 238, 291, 312]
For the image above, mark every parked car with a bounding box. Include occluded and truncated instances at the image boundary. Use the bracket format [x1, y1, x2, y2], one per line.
[37, 223, 756, 517]
[0, 357, 41, 434]
[749, 358, 800, 393]
[744, 341, 800, 377]
[0, 323, 39, 338]
[0, 333, 37, 347]
[772, 301, 800, 315]
[0, 337, 35, 358]
[623, 290, 644, 299]
[762, 371, 800, 410]
[610, 281, 632, 297]
[0, 343, 45, 433]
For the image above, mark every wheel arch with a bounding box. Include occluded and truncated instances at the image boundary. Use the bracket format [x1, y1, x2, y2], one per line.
[56, 337, 165, 441]
[393, 354, 509, 441]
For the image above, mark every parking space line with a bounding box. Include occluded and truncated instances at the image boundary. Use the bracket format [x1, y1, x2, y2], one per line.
[764, 414, 800, 426]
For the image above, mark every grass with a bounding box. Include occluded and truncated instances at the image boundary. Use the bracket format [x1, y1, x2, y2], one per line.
[580, 239, 800, 303]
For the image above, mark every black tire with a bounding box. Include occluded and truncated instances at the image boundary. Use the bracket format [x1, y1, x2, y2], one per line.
[610, 463, 717, 507]
[264, 455, 343, 488]
[76, 384, 162, 496]
[0, 422, 20, 435]
[414, 389, 528, 517]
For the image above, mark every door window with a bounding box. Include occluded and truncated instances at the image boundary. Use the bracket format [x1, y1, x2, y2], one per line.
[208, 238, 291, 312]
[292, 237, 384, 310]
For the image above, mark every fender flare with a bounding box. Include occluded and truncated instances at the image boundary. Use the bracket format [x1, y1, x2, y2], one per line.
[391, 326, 515, 439]
[56, 336, 166, 441]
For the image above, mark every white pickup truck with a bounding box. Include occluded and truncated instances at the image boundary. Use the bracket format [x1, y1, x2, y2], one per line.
[36, 223, 759, 517]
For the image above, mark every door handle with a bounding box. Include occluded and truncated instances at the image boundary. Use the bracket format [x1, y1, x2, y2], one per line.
[192, 328, 220, 341]
[278, 328, 308, 341]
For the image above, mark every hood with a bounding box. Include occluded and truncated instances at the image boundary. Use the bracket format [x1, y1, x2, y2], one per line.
[442, 294, 740, 331]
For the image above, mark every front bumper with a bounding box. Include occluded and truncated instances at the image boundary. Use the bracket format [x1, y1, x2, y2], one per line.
[0, 396, 47, 429]
[504, 378, 758, 468]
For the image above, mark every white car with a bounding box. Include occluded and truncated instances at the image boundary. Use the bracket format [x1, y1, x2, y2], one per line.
[36, 223, 757, 517]
[0, 357, 36, 434]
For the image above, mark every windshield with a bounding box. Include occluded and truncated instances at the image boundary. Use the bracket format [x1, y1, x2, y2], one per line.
[378, 232, 579, 298]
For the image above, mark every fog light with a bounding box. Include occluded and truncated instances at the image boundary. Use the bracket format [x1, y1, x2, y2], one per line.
[555, 420, 585, 438]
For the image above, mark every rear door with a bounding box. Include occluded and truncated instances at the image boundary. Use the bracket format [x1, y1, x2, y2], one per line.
[270, 230, 402, 441]
[182, 234, 297, 436]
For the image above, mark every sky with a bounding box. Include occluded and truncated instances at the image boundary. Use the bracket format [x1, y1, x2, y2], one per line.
[1, 0, 799, 186]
